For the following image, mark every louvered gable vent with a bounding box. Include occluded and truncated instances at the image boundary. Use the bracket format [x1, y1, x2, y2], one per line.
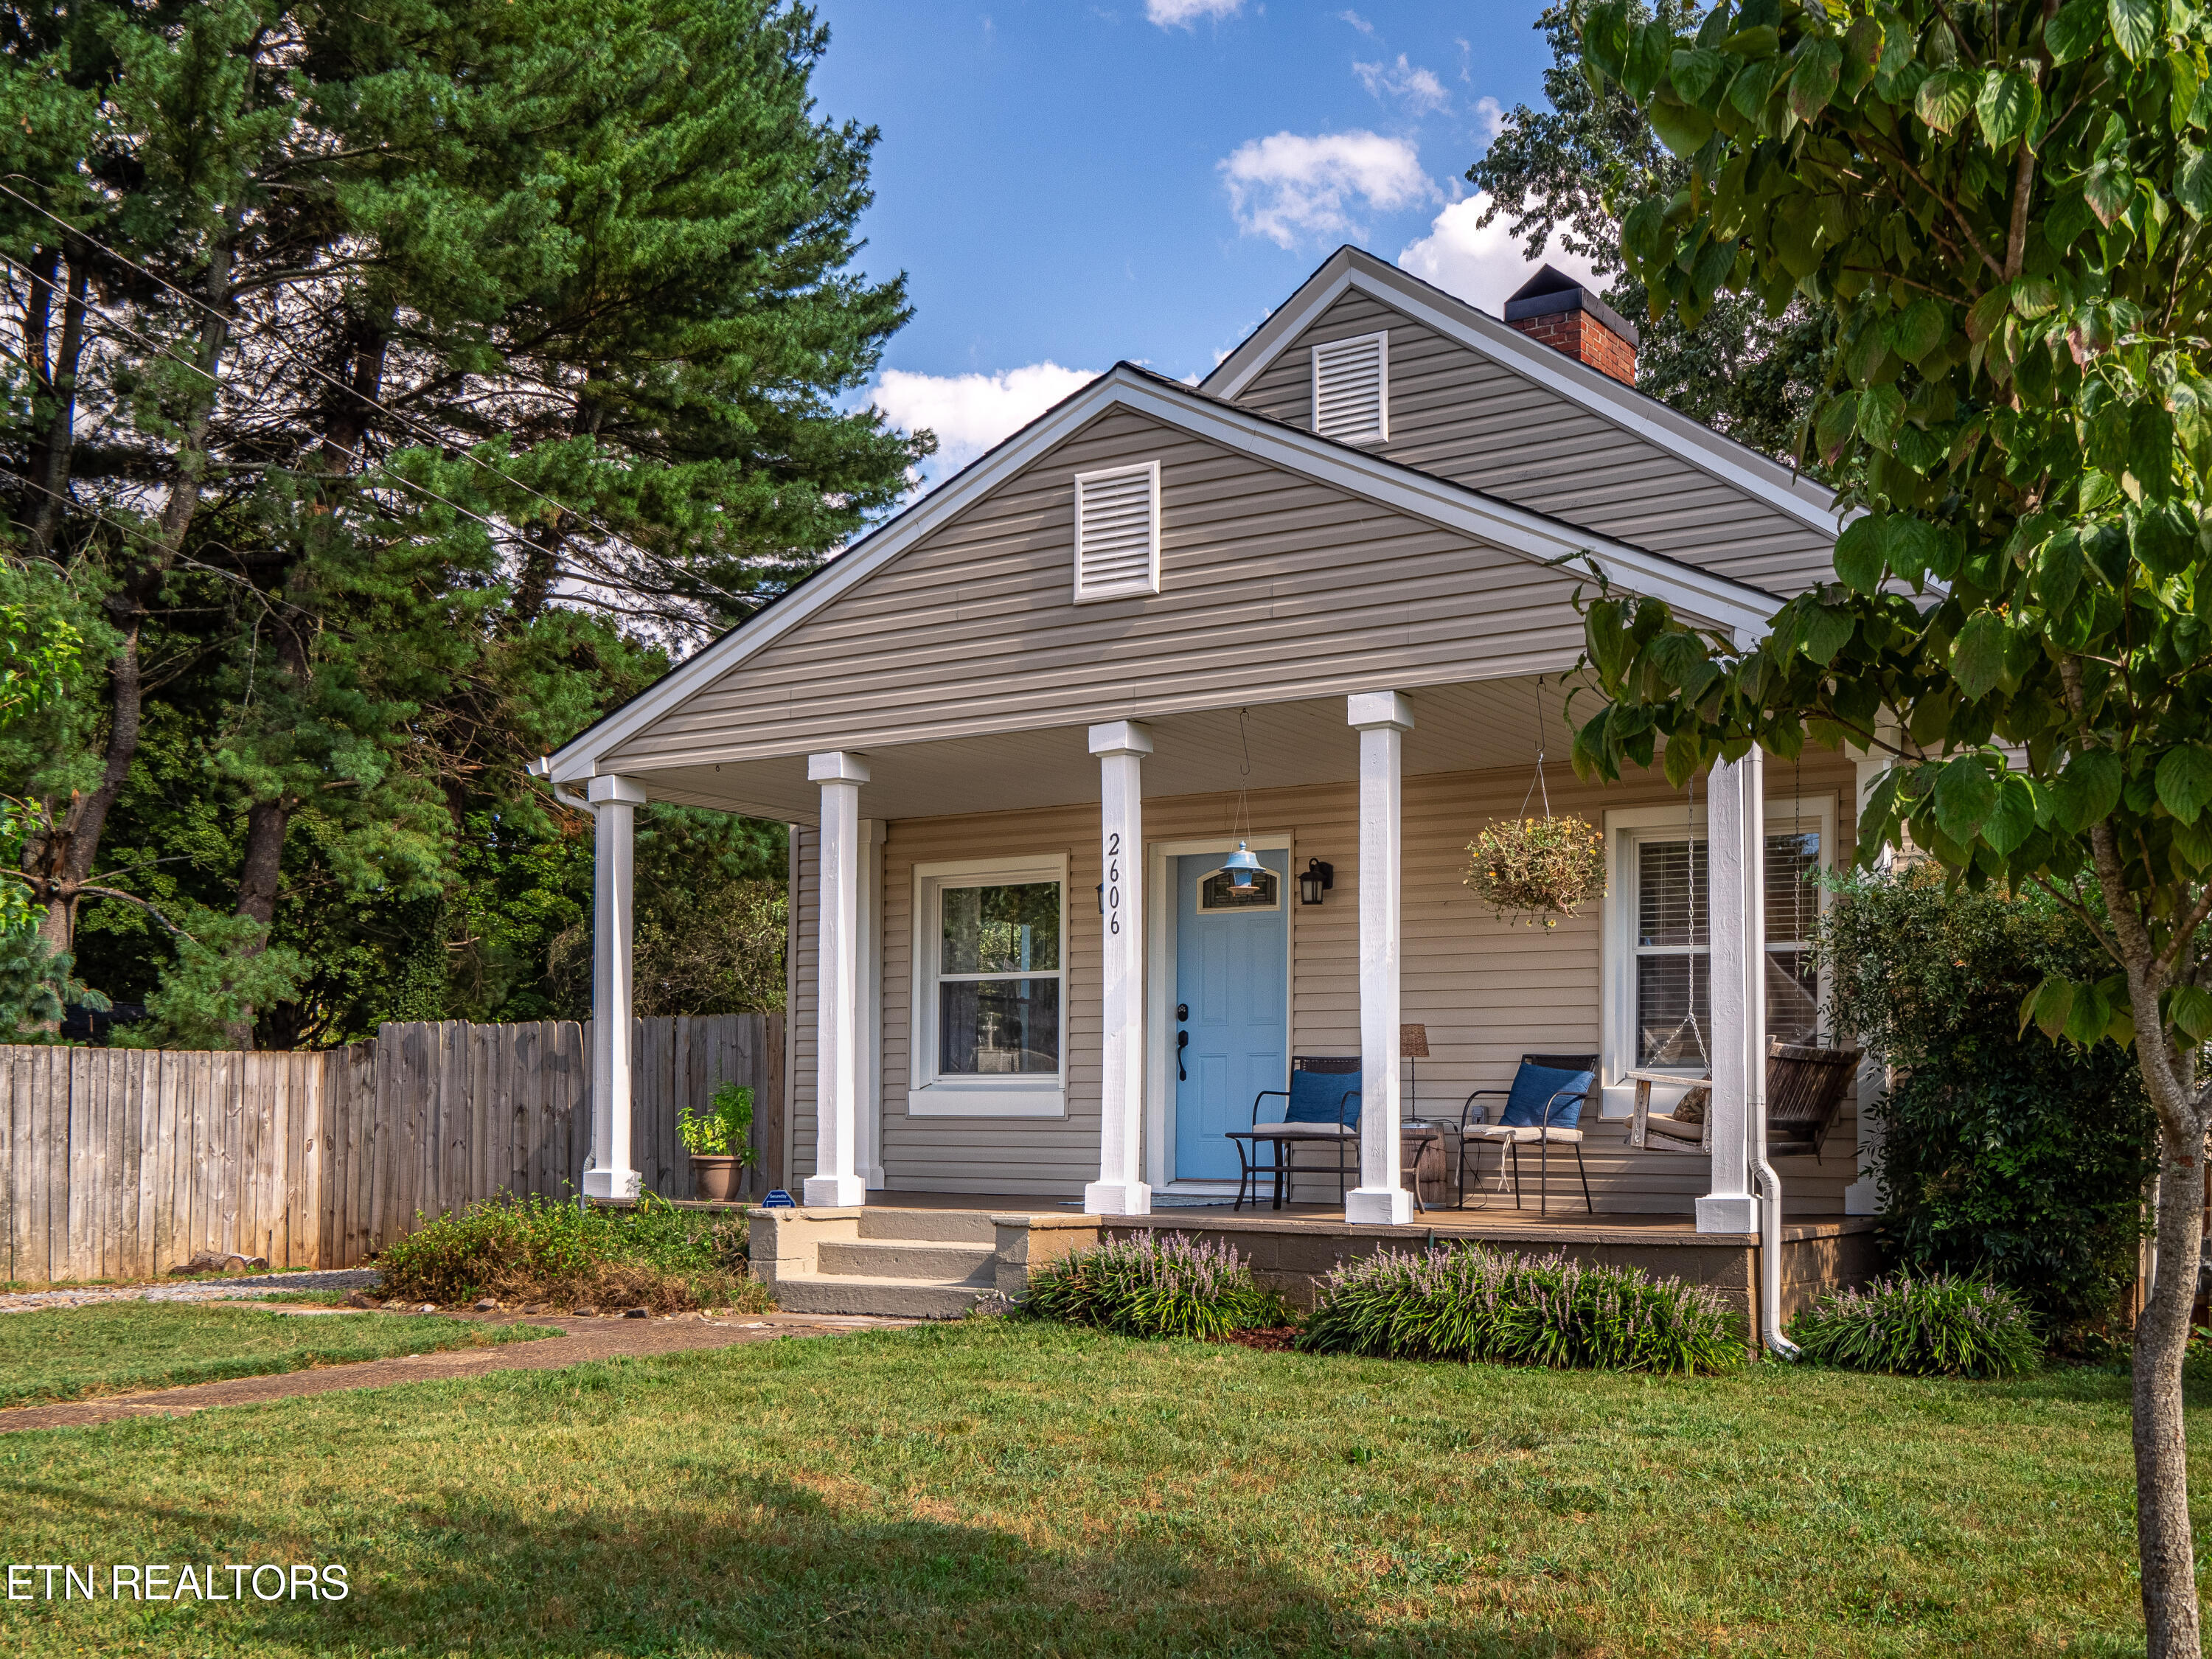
[1311, 330, 1388, 444]
[1073, 461, 1161, 602]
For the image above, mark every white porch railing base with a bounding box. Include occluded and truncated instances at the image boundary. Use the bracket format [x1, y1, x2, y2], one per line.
[582, 1166, 641, 1200]
[1696, 1193, 1759, 1233]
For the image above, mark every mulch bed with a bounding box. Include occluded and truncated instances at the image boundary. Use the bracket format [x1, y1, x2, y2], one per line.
[1219, 1326, 1300, 1353]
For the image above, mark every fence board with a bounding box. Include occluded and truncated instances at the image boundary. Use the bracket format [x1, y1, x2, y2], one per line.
[0, 1013, 774, 1281]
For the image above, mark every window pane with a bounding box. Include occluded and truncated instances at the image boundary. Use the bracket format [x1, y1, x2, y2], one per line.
[1638, 839, 1708, 947]
[1199, 868, 1280, 911]
[938, 977, 1061, 1074]
[942, 883, 1061, 973]
[1765, 830, 1820, 946]
[1637, 952, 1711, 1067]
[1766, 948, 1820, 1045]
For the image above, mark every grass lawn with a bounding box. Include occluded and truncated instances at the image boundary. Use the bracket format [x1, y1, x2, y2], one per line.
[0, 1303, 557, 1408]
[0, 1320, 2178, 1657]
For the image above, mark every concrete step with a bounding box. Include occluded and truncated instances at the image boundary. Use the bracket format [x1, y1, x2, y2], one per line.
[855, 1208, 1000, 1244]
[769, 1272, 990, 1320]
[816, 1239, 996, 1284]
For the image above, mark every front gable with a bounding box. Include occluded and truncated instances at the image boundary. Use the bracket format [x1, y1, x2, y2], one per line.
[1209, 252, 1841, 597]
[599, 404, 1596, 775]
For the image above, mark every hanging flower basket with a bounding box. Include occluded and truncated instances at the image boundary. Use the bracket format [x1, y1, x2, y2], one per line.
[1464, 816, 1607, 927]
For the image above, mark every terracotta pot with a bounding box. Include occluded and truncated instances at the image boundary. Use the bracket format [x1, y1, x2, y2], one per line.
[690, 1155, 745, 1203]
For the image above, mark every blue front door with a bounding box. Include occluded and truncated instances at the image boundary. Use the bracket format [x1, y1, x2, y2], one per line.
[1173, 849, 1289, 1181]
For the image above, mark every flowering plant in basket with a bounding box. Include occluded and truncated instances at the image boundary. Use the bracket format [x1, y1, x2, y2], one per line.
[1464, 816, 1605, 927]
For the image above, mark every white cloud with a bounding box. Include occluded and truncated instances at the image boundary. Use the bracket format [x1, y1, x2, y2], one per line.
[1354, 55, 1450, 116]
[1395, 193, 1603, 314]
[1471, 95, 1505, 147]
[1337, 8, 1374, 32]
[868, 362, 1099, 481]
[1147, 0, 1241, 25]
[1220, 130, 1433, 248]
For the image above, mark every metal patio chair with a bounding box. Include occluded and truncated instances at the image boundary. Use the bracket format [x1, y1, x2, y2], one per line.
[1457, 1053, 1598, 1216]
[1228, 1056, 1360, 1211]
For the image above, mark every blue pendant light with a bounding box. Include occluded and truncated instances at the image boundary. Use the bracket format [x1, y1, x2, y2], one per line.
[1219, 840, 1264, 888]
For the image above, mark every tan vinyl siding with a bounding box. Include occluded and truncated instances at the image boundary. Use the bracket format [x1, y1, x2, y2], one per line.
[603, 409, 1588, 775]
[791, 749, 1860, 1214]
[1235, 291, 1837, 598]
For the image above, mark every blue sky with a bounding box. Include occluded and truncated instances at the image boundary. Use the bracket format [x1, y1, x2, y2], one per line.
[810, 0, 1598, 479]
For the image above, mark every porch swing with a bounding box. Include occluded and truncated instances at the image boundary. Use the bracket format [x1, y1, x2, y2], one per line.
[1625, 759, 1862, 1161]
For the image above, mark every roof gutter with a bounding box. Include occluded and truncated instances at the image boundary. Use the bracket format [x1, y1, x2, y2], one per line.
[527, 754, 591, 813]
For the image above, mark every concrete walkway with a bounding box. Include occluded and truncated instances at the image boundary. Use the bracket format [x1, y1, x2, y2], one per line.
[0, 1308, 911, 1433]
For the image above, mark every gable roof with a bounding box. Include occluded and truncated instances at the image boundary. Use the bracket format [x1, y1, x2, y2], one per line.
[540, 361, 1782, 786]
[1203, 246, 1840, 540]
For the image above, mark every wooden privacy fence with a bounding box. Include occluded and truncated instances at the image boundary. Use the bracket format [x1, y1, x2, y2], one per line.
[0, 1013, 783, 1286]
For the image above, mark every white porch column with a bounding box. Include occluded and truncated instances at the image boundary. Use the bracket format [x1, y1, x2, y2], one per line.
[1346, 692, 1413, 1226]
[858, 818, 886, 1192]
[1843, 745, 1890, 1215]
[1699, 749, 1764, 1234]
[585, 774, 650, 1200]
[804, 751, 870, 1207]
[1085, 720, 1153, 1216]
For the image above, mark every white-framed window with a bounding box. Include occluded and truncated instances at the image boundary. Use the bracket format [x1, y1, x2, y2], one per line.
[1599, 796, 1834, 1111]
[1073, 461, 1161, 602]
[908, 854, 1069, 1117]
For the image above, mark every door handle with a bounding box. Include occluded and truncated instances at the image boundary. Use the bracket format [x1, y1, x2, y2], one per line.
[1176, 1029, 1189, 1082]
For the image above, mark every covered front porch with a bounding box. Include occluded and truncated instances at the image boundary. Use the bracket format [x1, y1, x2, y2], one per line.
[571, 668, 1884, 1345]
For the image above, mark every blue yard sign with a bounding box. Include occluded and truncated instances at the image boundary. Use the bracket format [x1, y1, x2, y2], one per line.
[761, 1189, 796, 1208]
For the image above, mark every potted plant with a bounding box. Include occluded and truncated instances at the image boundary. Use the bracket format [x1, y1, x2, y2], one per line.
[1464, 815, 1606, 928]
[680, 1082, 759, 1203]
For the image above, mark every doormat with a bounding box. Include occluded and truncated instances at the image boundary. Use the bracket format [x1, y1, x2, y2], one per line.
[1057, 1194, 1239, 1210]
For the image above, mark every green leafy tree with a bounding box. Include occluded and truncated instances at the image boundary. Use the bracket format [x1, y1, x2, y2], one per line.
[1574, 0, 2212, 1645]
[1469, 0, 1835, 458]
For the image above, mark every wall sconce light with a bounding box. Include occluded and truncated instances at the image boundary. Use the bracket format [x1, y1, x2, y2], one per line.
[1298, 858, 1334, 906]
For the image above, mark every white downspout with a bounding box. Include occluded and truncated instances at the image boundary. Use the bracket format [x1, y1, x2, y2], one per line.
[1743, 750, 1798, 1360]
[529, 755, 590, 813]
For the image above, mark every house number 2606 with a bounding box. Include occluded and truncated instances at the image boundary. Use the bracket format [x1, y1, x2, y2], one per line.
[1105, 832, 1122, 936]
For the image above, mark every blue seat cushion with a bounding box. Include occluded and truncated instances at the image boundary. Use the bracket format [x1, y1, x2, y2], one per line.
[1498, 1062, 1593, 1131]
[1284, 1068, 1359, 1125]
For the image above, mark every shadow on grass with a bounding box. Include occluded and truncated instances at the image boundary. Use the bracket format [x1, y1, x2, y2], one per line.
[7, 1470, 1587, 1659]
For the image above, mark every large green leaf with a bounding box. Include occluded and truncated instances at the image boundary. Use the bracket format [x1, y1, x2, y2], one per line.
[1983, 773, 2039, 854]
[1950, 610, 2011, 700]
[2179, 142, 2212, 220]
[2062, 977, 2114, 1046]
[1976, 69, 2040, 149]
[1722, 23, 1780, 57]
[1840, 15, 1884, 94]
[1799, 604, 1855, 665]
[2107, 0, 2160, 64]
[2168, 984, 2212, 1043]
[2084, 155, 2135, 226]
[1934, 753, 2000, 842]
[2131, 499, 2199, 576]
[1857, 383, 1906, 448]
[2035, 529, 2087, 618]
[1649, 100, 1717, 156]
[2045, 0, 2106, 61]
[1788, 36, 1843, 122]
[1669, 46, 1728, 105]
[1582, 0, 1632, 76]
[2021, 974, 2076, 1040]
[2154, 742, 2212, 823]
[1887, 297, 1948, 364]
[1915, 68, 1978, 133]
[1832, 512, 1885, 590]
[1623, 20, 1671, 102]
[1815, 391, 1860, 465]
[2052, 748, 2124, 832]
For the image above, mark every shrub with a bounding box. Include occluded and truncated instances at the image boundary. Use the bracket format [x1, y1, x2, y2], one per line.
[1789, 1273, 2042, 1380]
[375, 1191, 768, 1312]
[1019, 1233, 1294, 1340]
[1295, 1243, 1744, 1375]
[1815, 865, 2155, 1333]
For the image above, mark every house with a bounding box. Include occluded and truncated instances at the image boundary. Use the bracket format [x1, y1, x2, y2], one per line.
[534, 248, 1879, 1344]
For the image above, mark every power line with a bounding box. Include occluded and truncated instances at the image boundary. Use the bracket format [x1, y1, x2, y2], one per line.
[0, 178, 762, 621]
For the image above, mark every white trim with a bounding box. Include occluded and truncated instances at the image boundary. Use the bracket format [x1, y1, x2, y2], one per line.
[1073, 459, 1162, 603]
[1597, 790, 1835, 1118]
[858, 818, 885, 1189]
[1143, 832, 1296, 1192]
[906, 852, 1071, 1120]
[1311, 329, 1389, 445]
[542, 364, 1781, 784]
[1202, 248, 1841, 537]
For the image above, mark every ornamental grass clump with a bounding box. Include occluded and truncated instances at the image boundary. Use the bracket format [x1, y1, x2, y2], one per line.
[1295, 1242, 1744, 1375]
[1464, 817, 1606, 927]
[1788, 1273, 2041, 1381]
[1019, 1232, 1294, 1340]
[375, 1191, 770, 1313]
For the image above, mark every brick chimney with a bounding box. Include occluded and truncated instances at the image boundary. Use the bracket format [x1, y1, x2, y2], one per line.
[1503, 265, 1638, 386]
